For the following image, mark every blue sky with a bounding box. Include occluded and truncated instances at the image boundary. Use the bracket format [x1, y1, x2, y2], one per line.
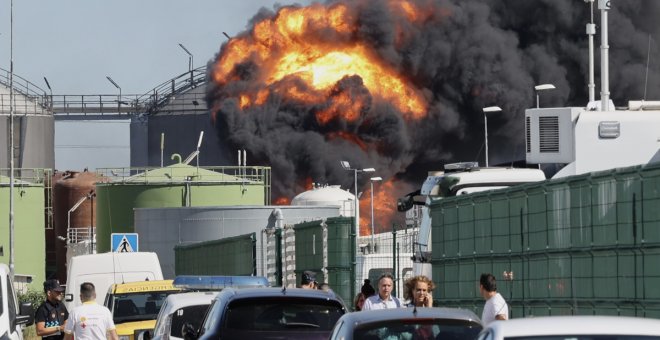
[0, 0, 312, 95]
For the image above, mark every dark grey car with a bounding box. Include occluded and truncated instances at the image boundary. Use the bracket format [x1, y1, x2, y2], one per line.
[191, 287, 347, 340]
[329, 307, 482, 340]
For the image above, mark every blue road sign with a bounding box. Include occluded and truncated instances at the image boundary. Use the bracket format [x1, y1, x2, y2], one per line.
[111, 233, 139, 253]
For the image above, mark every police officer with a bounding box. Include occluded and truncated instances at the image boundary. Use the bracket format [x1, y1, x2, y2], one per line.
[35, 279, 69, 340]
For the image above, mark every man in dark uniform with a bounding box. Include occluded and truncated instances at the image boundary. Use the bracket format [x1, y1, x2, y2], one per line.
[35, 279, 69, 340]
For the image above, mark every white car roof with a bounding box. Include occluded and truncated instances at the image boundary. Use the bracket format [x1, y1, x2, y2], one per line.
[160, 291, 218, 316]
[482, 316, 660, 339]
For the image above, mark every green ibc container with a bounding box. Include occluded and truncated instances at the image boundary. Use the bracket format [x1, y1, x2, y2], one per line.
[326, 217, 352, 267]
[526, 186, 547, 251]
[294, 220, 324, 271]
[489, 193, 509, 254]
[507, 190, 527, 253]
[545, 181, 571, 250]
[458, 199, 476, 256]
[326, 268, 351, 308]
[641, 164, 660, 243]
[567, 174, 593, 248]
[591, 171, 619, 246]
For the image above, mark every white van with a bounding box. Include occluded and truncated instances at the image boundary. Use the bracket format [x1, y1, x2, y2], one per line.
[64, 252, 164, 310]
[0, 263, 34, 340]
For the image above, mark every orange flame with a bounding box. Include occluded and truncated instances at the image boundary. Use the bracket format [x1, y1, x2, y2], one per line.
[212, 2, 427, 120]
[274, 197, 291, 205]
[358, 178, 410, 236]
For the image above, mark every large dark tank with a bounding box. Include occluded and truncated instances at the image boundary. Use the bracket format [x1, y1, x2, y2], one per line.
[52, 170, 105, 282]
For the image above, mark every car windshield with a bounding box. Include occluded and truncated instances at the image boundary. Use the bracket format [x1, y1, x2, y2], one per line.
[507, 337, 660, 340]
[170, 304, 211, 338]
[110, 291, 179, 323]
[355, 318, 482, 340]
[220, 297, 344, 337]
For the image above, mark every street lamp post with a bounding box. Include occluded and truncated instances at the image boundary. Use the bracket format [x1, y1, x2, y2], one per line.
[482, 106, 502, 167]
[340, 161, 375, 235]
[534, 84, 556, 108]
[43, 77, 52, 109]
[106, 76, 121, 107]
[178, 43, 193, 72]
[370, 177, 382, 251]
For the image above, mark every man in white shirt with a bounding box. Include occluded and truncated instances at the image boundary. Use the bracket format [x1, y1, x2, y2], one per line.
[479, 273, 508, 326]
[362, 273, 402, 310]
[64, 282, 118, 340]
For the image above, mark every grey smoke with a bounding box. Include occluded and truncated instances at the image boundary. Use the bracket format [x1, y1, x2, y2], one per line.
[206, 0, 660, 204]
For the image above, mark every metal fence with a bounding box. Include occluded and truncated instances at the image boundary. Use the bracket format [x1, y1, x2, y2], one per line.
[173, 217, 419, 309]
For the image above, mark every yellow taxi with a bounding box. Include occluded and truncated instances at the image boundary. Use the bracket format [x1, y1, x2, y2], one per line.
[103, 280, 181, 340]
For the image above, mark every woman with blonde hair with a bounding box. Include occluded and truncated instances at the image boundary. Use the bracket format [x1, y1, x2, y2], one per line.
[404, 275, 435, 307]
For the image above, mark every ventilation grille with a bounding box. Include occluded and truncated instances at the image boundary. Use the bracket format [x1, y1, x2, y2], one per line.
[525, 116, 531, 153]
[539, 116, 559, 153]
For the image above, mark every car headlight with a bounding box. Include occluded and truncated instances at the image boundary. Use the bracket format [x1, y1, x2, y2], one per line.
[119, 335, 131, 340]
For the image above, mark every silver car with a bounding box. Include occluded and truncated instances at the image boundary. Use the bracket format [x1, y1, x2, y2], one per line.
[329, 307, 482, 340]
[477, 315, 660, 340]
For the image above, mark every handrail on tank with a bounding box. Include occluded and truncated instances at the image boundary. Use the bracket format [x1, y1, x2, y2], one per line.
[137, 66, 207, 114]
[95, 166, 271, 184]
[0, 168, 52, 184]
[0, 67, 49, 101]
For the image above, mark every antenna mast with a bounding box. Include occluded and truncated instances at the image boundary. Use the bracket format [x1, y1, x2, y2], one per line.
[9, 0, 16, 278]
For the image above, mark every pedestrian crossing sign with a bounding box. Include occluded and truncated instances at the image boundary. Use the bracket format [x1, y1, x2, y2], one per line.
[111, 233, 139, 253]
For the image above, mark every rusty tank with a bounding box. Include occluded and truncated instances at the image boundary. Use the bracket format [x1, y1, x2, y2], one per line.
[45, 170, 65, 280]
[52, 170, 106, 283]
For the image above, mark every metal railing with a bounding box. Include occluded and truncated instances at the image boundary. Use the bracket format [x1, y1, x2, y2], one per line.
[0, 67, 49, 103]
[96, 165, 270, 184]
[0, 66, 209, 116]
[137, 67, 207, 114]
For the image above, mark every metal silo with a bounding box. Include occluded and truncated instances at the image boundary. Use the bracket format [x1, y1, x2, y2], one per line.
[52, 170, 106, 282]
[291, 184, 355, 217]
[0, 69, 55, 169]
[0, 174, 46, 292]
[95, 162, 271, 252]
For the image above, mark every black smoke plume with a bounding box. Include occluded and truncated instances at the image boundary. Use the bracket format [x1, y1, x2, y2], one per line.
[206, 0, 660, 204]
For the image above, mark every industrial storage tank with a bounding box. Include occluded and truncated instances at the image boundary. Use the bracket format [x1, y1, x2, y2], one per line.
[0, 69, 55, 169]
[129, 68, 230, 167]
[52, 170, 106, 282]
[0, 174, 46, 291]
[95, 162, 271, 252]
[291, 184, 355, 217]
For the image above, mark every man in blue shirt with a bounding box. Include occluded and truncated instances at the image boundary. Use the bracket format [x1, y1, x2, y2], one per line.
[362, 273, 402, 310]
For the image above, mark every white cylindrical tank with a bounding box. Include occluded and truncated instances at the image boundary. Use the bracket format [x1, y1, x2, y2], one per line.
[291, 184, 355, 217]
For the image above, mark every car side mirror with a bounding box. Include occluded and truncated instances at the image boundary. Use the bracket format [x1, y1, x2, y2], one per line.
[65, 293, 73, 302]
[16, 302, 34, 326]
[181, 322, 198, 340]
[397, 196, 413, 212]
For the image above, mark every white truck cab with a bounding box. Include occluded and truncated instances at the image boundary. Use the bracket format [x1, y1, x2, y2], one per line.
[0, 264, 34, 340]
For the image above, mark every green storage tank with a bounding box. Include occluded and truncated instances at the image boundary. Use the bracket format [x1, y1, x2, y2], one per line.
[0, 175, 46, 291]
[96, 163, 270, 252]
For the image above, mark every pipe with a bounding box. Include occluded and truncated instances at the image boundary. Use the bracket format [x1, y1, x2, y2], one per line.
[599, 0, 611, 111]
[587, 0, 596, 103]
